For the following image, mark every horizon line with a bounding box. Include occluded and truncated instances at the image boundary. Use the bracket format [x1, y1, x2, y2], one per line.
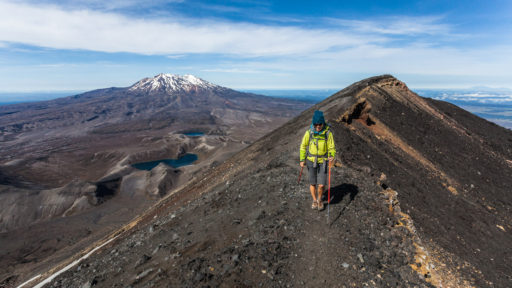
[1, 86, 511, 95]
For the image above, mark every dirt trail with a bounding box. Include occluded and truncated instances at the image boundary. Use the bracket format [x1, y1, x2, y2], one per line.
[294, 195, 353, 287]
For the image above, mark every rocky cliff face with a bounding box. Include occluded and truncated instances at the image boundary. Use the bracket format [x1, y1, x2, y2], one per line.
[7, 75, 512, 288]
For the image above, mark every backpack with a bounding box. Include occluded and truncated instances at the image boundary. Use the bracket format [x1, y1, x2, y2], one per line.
[307, 124, 330, 168]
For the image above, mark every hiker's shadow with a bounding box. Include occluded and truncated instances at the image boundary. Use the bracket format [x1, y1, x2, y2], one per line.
[324, 183, 359, 227]
[323, 183, 358, 205]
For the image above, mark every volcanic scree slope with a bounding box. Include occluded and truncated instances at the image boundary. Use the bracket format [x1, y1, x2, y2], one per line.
[11, 75, 512, 287]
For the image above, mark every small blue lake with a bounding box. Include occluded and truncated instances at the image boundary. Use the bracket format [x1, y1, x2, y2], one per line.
[183, 132, 204, 137]
[131, 153, 198, 171]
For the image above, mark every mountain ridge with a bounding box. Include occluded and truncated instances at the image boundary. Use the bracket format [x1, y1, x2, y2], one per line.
[18, 75, 512, 287]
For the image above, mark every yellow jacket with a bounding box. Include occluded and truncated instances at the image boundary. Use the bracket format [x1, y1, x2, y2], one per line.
[300, 125, 336, 163]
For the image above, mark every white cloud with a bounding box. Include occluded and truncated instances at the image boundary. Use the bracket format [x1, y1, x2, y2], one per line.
[201, 68, 264, 74]
[0, 1, 375, 56]
[233, 42, 510, 75]
[16, 0, 184, 12]
[0, 1, 487, 63]
[328, 16, 452, 36]
[194, 3, 242, 13]
[165, 54, 186, 59]
[432, 94, 512, 103]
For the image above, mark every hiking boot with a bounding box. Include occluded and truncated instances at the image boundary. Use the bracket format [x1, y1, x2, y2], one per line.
[317, 200, 324, 210]
[311, 200, 318, 209]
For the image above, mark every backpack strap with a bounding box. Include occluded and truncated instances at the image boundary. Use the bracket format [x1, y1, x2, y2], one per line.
[306, 126, 329, 161]
[306, 127, 313, 160]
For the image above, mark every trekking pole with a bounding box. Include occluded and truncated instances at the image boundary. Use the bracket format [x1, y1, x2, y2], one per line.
[327, 160, 331, 224]
[298, 165, 304, 184]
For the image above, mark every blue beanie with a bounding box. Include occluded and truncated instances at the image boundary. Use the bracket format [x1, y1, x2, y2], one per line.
[312, 110, 325, 125]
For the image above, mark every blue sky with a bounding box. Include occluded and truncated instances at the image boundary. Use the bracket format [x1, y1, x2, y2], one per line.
[0, 0, 511, 93]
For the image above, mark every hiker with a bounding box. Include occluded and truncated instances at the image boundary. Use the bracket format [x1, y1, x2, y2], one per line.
[300, 110, 336, 211]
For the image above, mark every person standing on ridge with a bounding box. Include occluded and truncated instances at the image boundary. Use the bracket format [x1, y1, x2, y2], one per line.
[300, 110, 336, 211]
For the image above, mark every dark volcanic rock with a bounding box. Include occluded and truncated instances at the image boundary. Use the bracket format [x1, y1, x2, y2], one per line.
[11, 75, 512, 288]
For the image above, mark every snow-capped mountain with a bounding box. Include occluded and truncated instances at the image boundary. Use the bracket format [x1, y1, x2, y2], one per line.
[128, 73, 221, 93]
[0, 73, 311, 136]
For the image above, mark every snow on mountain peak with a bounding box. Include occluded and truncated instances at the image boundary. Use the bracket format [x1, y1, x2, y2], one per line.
[129, 73, 219, 93]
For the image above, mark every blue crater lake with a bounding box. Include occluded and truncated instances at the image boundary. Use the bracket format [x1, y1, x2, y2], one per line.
[183, 132, 204, 137]
[131, 153, 198, 171]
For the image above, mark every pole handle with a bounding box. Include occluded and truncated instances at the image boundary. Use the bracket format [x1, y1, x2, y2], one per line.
[298, 165, 304, 184]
